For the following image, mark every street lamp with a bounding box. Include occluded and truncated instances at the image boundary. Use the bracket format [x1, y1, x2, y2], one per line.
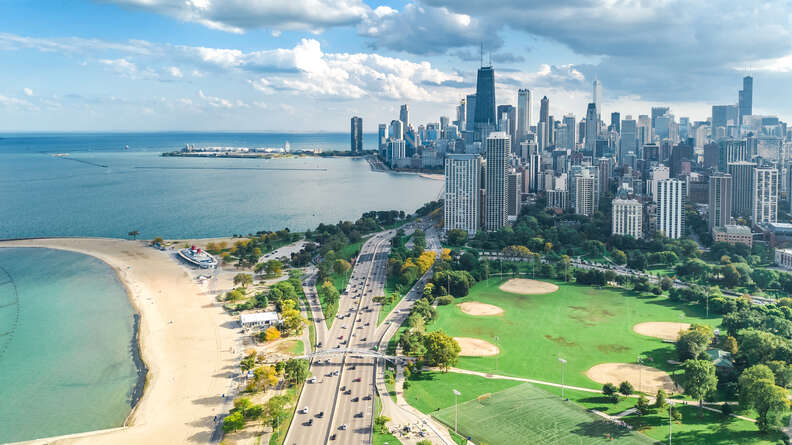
[558, 358, 567, 400]
[668, 402, 672, 444]
[637, 355, 644, 393]
[452, 389, 461, 434]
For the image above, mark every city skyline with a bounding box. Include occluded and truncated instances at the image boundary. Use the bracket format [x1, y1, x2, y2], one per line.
[2, 1, 792, 131]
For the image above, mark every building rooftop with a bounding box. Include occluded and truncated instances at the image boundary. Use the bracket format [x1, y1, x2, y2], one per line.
[715, 224, 752, 235]
[240, 312, 280, 324]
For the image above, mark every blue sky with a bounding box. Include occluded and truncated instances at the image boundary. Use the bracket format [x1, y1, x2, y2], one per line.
[1, 0, 791, 132]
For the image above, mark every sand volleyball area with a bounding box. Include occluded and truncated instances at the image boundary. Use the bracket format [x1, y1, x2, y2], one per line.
[499, 278, 559, 295]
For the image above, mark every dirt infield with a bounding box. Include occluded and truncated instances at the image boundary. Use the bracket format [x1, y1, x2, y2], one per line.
[633, 322, 691, 341]
[499, 278, 559, 295]
[458, 302, 504, 316]
[454, 337, 500, 356]
[586, 363, 676, 394]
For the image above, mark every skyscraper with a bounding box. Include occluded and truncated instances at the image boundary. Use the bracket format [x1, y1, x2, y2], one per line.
[377, 123, 388, 149]
[474, 66, 496, 141]
[399, 104, 409, 128]
[517, 89, 531, 142]
[620, 116, 637, 166]
[465, 94, 477, 132]
[539, 96, 550, 149]
[350, 116, 362, 154]
[656, 179, 686, 239]
[485, 132, 511, 231]
[455, 98, 466, 130]
[651, 107, 669, 131]
[728, 161, 756, 218]
[563, 114, 576, 150]
[739, 76, 753, 125]
[497, 104, 517, 145]
[507, 171, 521, 218]
[592, 79, 602, 121]
[753, 166, 778, 225]
[718, 139, 748, 172]
[708, 173, 732, 231]
[572, 168, 598, 216]
[389, 119, 403, 141]
[444, 154, 481, 235]
[612, 198, 643, 239]
[610, 112, 620, 134]
[584, 103, 598, 154]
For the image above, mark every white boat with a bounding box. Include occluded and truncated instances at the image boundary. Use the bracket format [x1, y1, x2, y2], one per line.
[178, 246, 218, 269]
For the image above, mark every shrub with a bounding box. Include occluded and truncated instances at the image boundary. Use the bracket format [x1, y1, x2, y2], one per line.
[619, 381, 634, 395]
[436, 295, 454, 305]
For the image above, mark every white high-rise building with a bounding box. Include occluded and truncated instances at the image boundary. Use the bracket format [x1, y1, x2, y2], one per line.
[646, 165, 670, 201]
[656, 179, 686, 239]
[572, 168, 599, 216]
[612, 198, 643, 239]
[387, 139, 406, 167]
[517, 89, 531, 142]
[444, 154, 482, 235]
[753, 166, 778, 225]
[389, 120, 403, 141]
[593, 79, 602, 121]
[378, 124, 388, 148]
[485, 132, 511, 231]
[708, 173, 732, 231]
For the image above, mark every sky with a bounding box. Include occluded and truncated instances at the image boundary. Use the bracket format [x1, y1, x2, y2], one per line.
[1, 0, 791, 132]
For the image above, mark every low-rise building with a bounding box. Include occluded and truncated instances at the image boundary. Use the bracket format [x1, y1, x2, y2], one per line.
[776, 248, 792, 270]
[712, 225, 752, 247]
[240, 311, 281, 329]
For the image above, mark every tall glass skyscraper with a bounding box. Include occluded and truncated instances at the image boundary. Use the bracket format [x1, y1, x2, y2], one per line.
[474, 66, 496, 140]
[739, 76, 753, 126]
[350, 116, 362, 153]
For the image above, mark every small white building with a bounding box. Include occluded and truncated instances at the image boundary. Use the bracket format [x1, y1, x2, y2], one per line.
[775, 249, 792, 270]
[240, 311, 281, 329]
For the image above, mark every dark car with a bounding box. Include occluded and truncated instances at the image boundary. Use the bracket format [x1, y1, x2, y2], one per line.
[363, 394, 372, 400]
[352, 396, 359, 402]
[317, 411, 324, 418]
[330, 434, 336, 440]
[355, 412, 363, 418]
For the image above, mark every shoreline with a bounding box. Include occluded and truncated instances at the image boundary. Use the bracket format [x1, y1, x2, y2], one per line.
[1, 238, 238, 445]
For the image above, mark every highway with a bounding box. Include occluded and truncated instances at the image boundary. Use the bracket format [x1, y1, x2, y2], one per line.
[285, 228, 401, 445]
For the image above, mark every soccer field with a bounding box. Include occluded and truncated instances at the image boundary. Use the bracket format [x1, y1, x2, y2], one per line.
[433, 383, 657, 445]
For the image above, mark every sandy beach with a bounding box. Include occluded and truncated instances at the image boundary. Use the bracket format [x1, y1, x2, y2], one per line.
[1, 238, 239, 445]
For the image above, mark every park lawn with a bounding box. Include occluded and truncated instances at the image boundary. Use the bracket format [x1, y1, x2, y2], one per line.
[565, 388, 639, 415]
[624, 404, 786, 445]
[403, 370, 522, 414]
[373, 432, 403, 445]
[268, 383, 302, 445]
[428, 278, 721, 391]
[646, 266, 676, 277]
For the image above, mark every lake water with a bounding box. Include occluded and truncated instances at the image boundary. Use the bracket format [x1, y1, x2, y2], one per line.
[0, 132, 442, 240]
[0, 247, 142, 443]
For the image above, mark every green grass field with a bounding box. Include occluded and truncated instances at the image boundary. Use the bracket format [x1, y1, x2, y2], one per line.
[429, 278, 720, 390]
[404, 370, 522, 414]
[433, 383, 655, 445]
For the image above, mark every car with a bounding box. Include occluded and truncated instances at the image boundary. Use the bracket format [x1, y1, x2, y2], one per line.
[306, 418, 313, 426]
[353, 377, 361, 382]
[349, 365, 356, 370]
[317, 411, 324, 418]
[300, 407, 309, 414]
[355, 412, 363, 418]
[352, 396, 359, 402]
[317, 342, 323, 348]
[361, 337, 367, 341]
[330, 434, 336, 440]
[339, 424, 348, 430]
[338, 335, 344, 340]
[341, 385, 346, 391]
[344, 389, 352, 395]
[308, 377, 317, 383]
[332, 370, 339, 376]
[363, 394, 372, 400]
[364, 322, 370, 326]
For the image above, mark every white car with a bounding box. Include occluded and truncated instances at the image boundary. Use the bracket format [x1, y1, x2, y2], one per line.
[300, 407, 309, 414]
[339, 424, 348, 430]
[308, 377, 317, 383]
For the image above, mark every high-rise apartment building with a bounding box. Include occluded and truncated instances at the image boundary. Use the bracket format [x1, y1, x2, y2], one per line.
[656, 179, 686, 239]
[708, 173, 732, 231]
[612, 198, 643, 239]
[753, 166, 778, 225]
[517, 89, 531, 142]
[389, 119, 403, 141]
[444, 154, 482, 235]
[507, 171, 521, 218]
[399, 104, 409, 128]
[728, 161, 756, 218]
[350, 116, 363, 153]
[455, 98, 466, 130]
[484, 132, 511, 231]
[572, 168, 599, 216]
[386, 139, 406, 166]
[497, 104, 517, 144]
[718, 139, 748, 172]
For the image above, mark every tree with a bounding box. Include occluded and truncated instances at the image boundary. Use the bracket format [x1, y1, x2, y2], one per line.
[264, 260, 283, 276]
[611, 249, 627, 265]
[263, 326, 281, 341]
[654, 389, 667, 409]
[263, 394, 290, 430]
[128, 230, 140, 240]
[284, 358, 309, 384]
[233, 273, 254, 288]
[233, 397, 254, 418]
[670, 405, 682, 422]
[635, 395, 650, 415]
[676, 325, 714, 361]
[721, 335, 738, 355]
[619, 381, 634, 395]
[222, 411, 245, 432]
[738, 364, 775, 407]
[252, 365, 279, 390]
[317, 280, 340, 307]
[735, 329, 785, 368]
[422, 330, 460, 371]
[152, 236, 164, 246]
[241, 351, 256, 372]
[681, 359, 718, 412]
[446, 229, 468, 246]
[332, 259, 351, 275]
[602, 383, 619, 402]
[767, 361, 792, 389]
[417, 440, 432, 445]
[660, 276, 673, 291]
[753, 381, 790, 432]
[374, 415, 391, 434]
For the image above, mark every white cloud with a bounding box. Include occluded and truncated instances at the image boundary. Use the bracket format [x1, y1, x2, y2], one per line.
[168, 66, 183, 78]
[106, 0, 371, 33]
[0, 94, 38, 111]
[23, 88, 33, 96]
[198, 89, 240, 108]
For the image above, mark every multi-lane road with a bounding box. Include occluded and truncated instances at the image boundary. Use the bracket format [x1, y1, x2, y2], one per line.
[286, 229, 399, 445]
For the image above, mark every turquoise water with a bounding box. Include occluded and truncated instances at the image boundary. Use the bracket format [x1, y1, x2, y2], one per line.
[0, 132, 442, 240]
[0, 248, 142, 443]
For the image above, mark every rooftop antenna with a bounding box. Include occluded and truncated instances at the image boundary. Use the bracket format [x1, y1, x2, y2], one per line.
[480, 41, 484, 67]
[488, 51, 492, 67]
